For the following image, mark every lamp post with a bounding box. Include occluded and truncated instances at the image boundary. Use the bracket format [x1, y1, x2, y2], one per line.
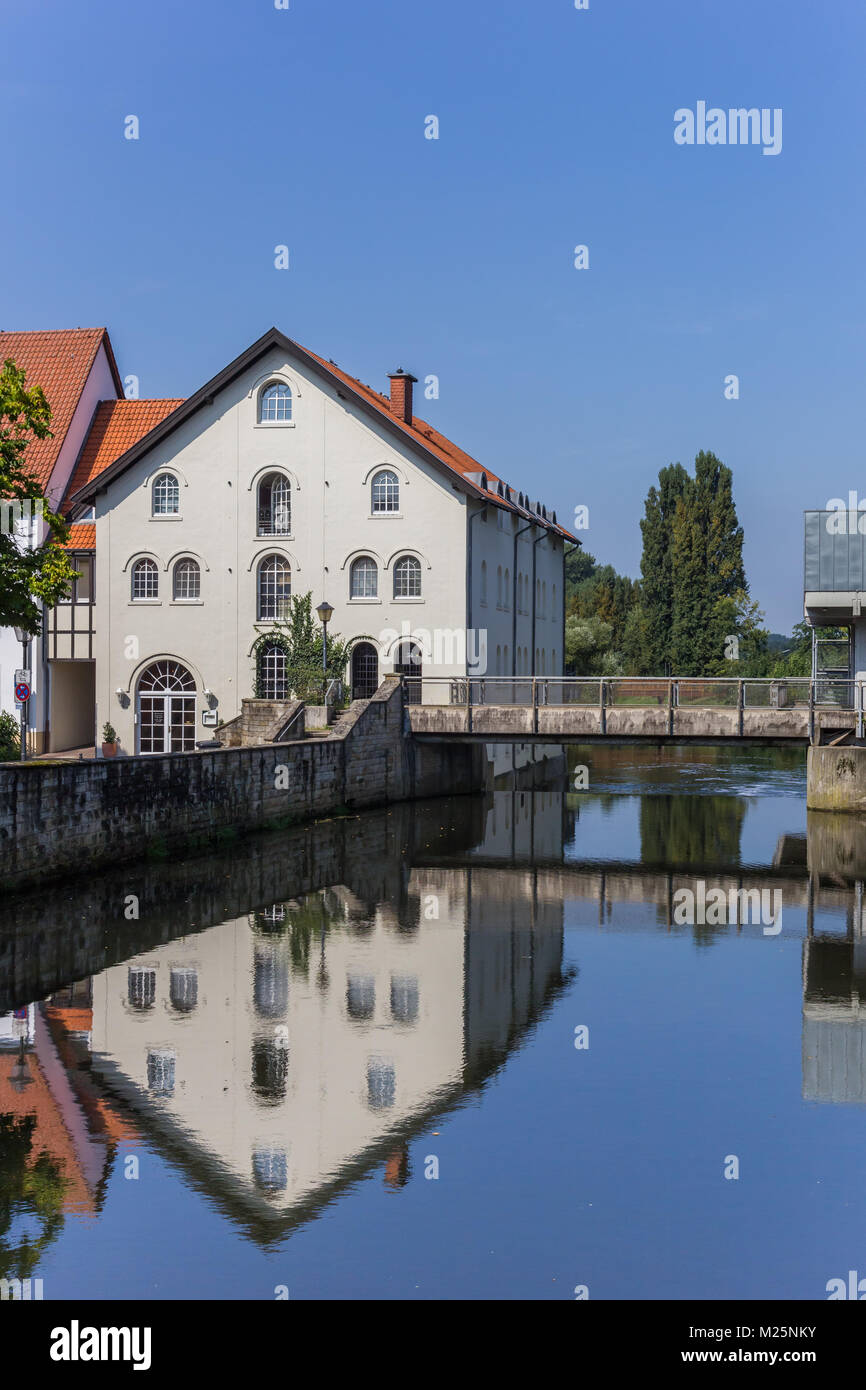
[316, 601, 334, 705]
[12, 625, 28, 761]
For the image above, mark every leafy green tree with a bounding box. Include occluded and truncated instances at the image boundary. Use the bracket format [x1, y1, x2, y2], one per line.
[0, 1113, 67, 1279]
[0, 359, 75, 633]
[639, 463, 691, 672]
[253, 592, 353, 700]
[0, 711, 20, 761]
[565, 614, 615, 674]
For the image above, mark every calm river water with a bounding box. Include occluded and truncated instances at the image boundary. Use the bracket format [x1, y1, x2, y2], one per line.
[2, 742, 864, 1300]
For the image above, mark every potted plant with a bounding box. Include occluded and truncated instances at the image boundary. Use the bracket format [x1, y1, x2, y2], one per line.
[101, 722, 119, 758]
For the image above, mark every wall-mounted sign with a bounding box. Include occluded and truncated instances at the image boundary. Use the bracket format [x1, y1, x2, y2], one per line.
[201, 709, 218, 727]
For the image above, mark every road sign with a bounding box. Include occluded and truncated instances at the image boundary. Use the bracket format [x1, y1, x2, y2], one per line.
[14, 681, 31, 704]
[14, 668, 30, 686]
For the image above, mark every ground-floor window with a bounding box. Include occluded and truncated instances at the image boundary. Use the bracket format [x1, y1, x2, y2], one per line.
[351, 642, 379, 699]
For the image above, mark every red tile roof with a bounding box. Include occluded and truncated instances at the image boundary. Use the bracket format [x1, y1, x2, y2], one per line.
[305, 346, 573, 537]
[0, 329, 119, 489]
[65, 398, 183, 505]
[61, 523, 96, 550]
[65, 328, 575, 542]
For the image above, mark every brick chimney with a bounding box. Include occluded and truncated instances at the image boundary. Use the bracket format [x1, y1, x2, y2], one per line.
[387, 369, 417, 424]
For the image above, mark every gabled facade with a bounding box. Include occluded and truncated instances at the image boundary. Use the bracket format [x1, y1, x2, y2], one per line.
[64, 328, 574, 756]
[0, 329, 122, 752]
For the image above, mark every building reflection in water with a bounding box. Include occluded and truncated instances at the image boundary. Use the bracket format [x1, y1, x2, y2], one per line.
[79, 792, 571, 1241]
[11, 760, 866, 1257]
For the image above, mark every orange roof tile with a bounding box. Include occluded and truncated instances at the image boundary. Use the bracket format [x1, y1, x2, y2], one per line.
[0, 329, 118, 489]
[61, 523, 95, 550]
[304, 345, 574, 538]
[65, 398, 183, 505]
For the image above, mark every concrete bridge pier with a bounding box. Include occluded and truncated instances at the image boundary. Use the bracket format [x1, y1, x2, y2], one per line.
[807, 744, 866, 813]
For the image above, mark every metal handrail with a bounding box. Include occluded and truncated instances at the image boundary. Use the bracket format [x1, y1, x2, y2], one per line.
[400, 675, 861, 713]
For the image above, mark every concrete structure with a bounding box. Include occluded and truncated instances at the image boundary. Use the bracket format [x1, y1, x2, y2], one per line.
[49, 326, 573, 756]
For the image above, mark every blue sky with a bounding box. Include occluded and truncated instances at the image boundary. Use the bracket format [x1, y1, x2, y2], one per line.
[2, 0, 862, 631]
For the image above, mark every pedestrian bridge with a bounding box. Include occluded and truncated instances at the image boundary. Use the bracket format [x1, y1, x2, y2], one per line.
[405, 676, 864, 744]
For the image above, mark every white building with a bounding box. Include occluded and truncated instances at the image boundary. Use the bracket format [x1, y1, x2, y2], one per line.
[19, 326, 575, 754]
[0, 329, 122, 753]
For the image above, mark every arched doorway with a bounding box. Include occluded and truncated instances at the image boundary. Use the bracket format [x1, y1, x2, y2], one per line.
[351, 642, 379, 699]
[394, 640, 422, 703]
[137, 660, 196, 754]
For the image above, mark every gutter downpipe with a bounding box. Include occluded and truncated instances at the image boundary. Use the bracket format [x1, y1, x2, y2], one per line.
[512, 519, 534, 676]
[531, 529, 547, 675]
[467, 501, 488, 686]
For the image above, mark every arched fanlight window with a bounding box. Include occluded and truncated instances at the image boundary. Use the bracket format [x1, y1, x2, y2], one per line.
[257, 473, 291, 536]
[173, 558, 200, 600]
[257, 555, 291, 620]
[131, 558, 158, 600]
[152, 473, 179, 516]
[259, 381, 293, 423]
[350, 556, 378, 598]
[393, 554, 421, 598]
[371, 470, 399, 513]
[258, 641, 288, 699]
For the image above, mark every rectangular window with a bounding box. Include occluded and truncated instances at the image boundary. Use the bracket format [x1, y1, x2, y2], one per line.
[75, 556, 92, 603]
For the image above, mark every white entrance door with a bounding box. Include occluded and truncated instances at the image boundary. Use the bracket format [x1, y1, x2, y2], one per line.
[137, 661, 197, 754]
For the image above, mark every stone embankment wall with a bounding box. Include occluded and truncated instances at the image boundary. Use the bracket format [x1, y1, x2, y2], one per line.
[0, 679, 485, 891]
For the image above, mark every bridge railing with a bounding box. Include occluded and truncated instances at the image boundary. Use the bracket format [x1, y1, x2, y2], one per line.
[409, 675, 856, 713]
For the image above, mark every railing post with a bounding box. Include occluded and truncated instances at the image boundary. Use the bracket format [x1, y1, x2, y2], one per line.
[668, 680, 673, 736]
[858, 681, 864, 742]
[465, 673, 471, 734]
[532, 677, 538, 734]
[809, 679, 815, 745]
[738, 680, 744, 737]
[600, 678, 606, 736]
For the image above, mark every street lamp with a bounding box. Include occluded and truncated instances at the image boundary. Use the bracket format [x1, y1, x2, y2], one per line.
[12, 625, 29, 762]
[316, 601, 334, 704]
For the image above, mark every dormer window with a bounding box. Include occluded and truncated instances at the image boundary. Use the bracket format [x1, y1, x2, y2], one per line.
[259, 381, 293, 424]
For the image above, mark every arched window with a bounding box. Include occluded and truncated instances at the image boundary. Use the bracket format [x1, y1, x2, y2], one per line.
[496, 645, 501, 675]
[257, 472, 291, 536]
[257, 555, 291, 620]
[542, 581, 547, 615]
[128, 967, 156, 1010]
[497, 565, 503, 607]
[346, 975, 375, 1021]
[258, 641, 288, 699]
[517, 574, 522, 612]
[259, 381, 293, 423]
[350, 556, 378, 598]
[251, 1038, 288, 1102]
[152, 473, 179, 516]
[170, 967, 198, 1013]
[552, 583, 557, 614]
[504, 568, 510, 611]
[173, 558, 200, 601]
[541, 649, 546, 675]
[480, 560, 487, 606]
[371, 470, 399, 513]
[393, 555, 421, 598]
[132, 557, 158, 600]
[390, 976, 419, 1024]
